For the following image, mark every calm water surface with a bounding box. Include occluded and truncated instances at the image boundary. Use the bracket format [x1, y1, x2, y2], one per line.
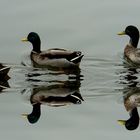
[0, 0, 140, 140]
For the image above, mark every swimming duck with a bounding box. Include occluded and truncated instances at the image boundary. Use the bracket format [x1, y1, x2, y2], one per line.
[118, 25, 140, 65]
[21, 32, 84, 68]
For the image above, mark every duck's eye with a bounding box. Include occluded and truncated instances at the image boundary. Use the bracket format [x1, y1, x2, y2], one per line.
[29, 37, 35, 42]
[125, 29, 131, 35]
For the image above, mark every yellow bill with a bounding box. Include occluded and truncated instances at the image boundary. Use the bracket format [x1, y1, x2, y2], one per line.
[117, 31, 126, 35]
[118, 120, 126, 125]
[21, 38, 28, 42]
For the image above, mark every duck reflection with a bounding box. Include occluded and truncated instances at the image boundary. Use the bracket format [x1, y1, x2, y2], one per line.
[26, 66, 83, 81]
[0, 63, 10, 91]
[22, 80, 83, 124]
[118, 68, 140, 130]
[32, 62, 82, 76]
[22, 54, 83, 78]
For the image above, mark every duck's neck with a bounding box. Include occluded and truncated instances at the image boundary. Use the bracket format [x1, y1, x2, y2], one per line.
[32, 41, 41, 53]
[129, 35, 139, 48]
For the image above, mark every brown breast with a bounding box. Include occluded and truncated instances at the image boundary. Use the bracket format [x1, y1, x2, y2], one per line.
[124, 44, 135, 58]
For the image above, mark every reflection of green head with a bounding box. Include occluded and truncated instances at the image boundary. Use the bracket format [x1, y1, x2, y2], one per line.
[118, 107, 139, 130]
[22, 103, 41, 124]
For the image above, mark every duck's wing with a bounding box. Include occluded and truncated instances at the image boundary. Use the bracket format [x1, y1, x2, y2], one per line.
[128, 49, 140, 64]
[40, 48, 84, 64]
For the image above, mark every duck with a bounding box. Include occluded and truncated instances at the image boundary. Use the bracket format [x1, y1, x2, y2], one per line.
[21, 32, 84, 69]
[118, 25, 140, 65]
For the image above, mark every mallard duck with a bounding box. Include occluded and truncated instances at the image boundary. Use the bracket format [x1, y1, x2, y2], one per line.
[21, 32, 84, 68]
[118, 25, 140, 65]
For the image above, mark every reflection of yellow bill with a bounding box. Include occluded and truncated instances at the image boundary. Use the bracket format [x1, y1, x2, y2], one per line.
[118, 120, 126, 125]
[21, 114, 28, 118]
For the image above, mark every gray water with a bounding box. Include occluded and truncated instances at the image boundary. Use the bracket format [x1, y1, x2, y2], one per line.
[0, 0, 140, 139]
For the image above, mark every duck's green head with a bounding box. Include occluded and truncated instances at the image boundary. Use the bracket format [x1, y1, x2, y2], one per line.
[118, 25, 139, 37]
[22, 32, 41, 53]
[118, 25, 139, 47]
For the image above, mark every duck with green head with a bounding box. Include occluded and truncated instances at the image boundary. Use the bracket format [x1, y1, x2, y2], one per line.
[118, 25, 140, 65]
[22, 32, 84, 68]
